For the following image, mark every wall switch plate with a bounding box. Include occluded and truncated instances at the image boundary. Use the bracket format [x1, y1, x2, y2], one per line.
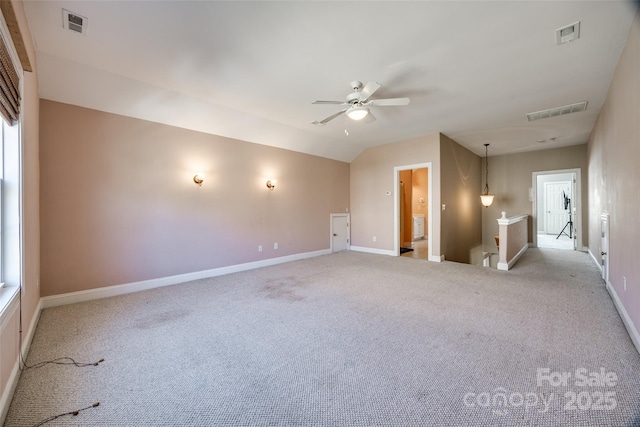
[623, 276, 627, 291]
[373, 236, 377, 242]
[274, 242, 278, 249]
[258, 245, 262, 252]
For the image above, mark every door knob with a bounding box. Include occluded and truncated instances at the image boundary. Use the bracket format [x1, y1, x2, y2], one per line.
[601, 251, 607, 256]
[333, 233, 338, 237]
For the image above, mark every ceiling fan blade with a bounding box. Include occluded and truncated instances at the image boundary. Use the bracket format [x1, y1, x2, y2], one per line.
[312, 109, 347, 125]
[359, 82, 381, 101]
[312, 100, 346, 105]
[368, 97, 410, 106]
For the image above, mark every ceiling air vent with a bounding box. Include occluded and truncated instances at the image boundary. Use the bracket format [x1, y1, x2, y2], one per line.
[63, 9, 87, 35]
[556, 21, 580, 45]
[526, 101, 588, 122]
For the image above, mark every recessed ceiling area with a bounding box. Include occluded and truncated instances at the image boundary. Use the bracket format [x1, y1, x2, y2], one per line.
[22, 1, 638, 162]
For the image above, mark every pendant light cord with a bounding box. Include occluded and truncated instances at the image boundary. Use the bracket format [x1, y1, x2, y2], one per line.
[484, 143, 490, 195]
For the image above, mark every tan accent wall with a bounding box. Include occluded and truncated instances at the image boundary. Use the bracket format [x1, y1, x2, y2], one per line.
[588, 11, 640, 343]
[1, 0, 39, 419]
[350, 133, 441, 255]
[440, 134, 483, 264]
[39, 101, 350, 296]
[481, 144, 589, 251]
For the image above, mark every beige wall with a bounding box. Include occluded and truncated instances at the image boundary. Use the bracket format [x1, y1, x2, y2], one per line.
[588, 11, 640, 345]
[350, 133, 441, 256]
[481, 144, 589, 251]
[1, 0, 40, 419]
[440, 134, 482, 264]
[39, 101, 350, 296]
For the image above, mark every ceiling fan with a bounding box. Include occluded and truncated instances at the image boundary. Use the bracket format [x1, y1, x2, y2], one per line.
[311, 81, 410, 125]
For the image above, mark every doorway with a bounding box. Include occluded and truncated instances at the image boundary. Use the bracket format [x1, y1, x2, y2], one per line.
[532, 169, 581, 250]
[330, 214, 350, 253]
[394, 163, 433, 260]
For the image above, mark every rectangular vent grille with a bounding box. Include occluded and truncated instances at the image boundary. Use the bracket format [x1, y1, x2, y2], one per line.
[63, 9, 87, 35]
[526, 101, 588, 122]
[556, 21, 580, 45]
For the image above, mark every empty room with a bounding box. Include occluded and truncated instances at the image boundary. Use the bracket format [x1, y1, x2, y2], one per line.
[0, 1, 639, 426]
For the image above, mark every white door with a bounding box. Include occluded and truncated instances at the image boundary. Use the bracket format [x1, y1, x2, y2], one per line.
[331, 214, 349, 252]
[601, 214, 609, 282]
[544, 181, 571, 234]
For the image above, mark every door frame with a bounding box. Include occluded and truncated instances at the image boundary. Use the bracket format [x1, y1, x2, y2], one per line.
[531, 168, 582, 250]
[601, 213, 609, 282]
[394, 162, 433, 260]
[330, 213, 350, 253]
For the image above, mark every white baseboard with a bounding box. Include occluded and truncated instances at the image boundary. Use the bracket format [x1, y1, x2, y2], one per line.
[605, 280, 640, 355]
[588, 248, 639, 355]
[0, 297, 42, 425]
[429, 255, 444, 262]
[497, 244, 528, 271]
[41, 249, 330, 309]
[350, 246, 395, 256]
[588, 248, 603, 274]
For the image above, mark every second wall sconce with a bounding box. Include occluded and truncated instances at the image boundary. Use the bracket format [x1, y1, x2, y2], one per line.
[266, 179, 276, 191]
[193, 173, 204, 186]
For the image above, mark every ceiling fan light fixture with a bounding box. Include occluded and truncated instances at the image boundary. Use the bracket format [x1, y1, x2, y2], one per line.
[346, 106, 369, 121]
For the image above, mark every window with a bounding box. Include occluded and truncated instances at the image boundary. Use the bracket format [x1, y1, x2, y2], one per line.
[0, 7, 23, 319]
[0, 114, 20, 317]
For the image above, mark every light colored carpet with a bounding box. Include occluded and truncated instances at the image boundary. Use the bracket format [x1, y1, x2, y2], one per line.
[5, 249, 640, 426]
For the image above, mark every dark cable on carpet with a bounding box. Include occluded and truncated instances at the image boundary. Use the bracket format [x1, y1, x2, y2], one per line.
[18, 286, 104, 371]
[21, 356, 105, 370]
[17, 287, 104, 427]
[31, 402, 100, 427]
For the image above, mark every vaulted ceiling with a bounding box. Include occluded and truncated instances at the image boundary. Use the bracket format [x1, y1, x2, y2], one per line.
[23, 1, 637, 162]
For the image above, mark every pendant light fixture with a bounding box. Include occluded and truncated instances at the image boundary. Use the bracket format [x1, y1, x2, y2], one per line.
[480, 143, 495, 207]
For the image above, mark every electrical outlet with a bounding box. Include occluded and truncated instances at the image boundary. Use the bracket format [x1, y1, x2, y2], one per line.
[258, 245, 262, 252]
[274, 242, 278, 250]
[373, 236, 377, 242]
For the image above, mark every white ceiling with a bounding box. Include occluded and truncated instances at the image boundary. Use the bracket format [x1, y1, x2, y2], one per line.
[23, 1, 637, 162]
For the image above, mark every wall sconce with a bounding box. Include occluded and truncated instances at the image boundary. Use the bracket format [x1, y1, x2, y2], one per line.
[266, 179, 276, 191]
[193, 173, 204, 186]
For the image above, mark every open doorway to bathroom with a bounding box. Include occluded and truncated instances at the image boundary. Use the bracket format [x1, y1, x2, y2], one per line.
[398, 167, 429, 259]
[532, 169, 582, 250]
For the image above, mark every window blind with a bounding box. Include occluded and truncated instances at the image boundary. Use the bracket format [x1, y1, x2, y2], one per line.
[0, 32, 19, 125]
